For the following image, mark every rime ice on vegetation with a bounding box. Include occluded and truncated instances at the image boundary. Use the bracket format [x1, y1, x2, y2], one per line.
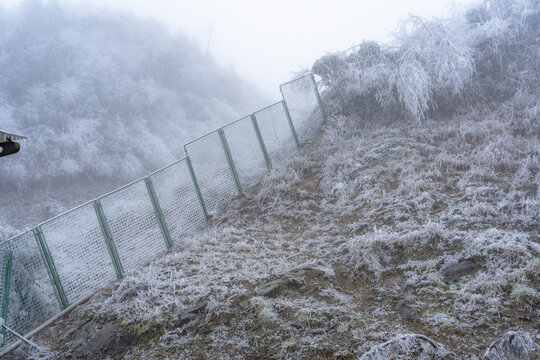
[5, 0, 540, 358]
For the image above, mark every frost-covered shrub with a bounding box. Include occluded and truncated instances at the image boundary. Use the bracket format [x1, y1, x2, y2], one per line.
[468, 0, 540, 103]
[249, 297, 279, 326]
[313, 0, 539, 123]
[313, 42, 398, 120]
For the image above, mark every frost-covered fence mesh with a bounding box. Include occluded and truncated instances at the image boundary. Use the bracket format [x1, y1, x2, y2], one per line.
[222, 116, 269, 191]
[100, 180, 169, 273]
[0, 72, 326, 349]
[254, 101, 298, 165]
[184, 131, 239, 216]
[280, 74, 326, 145]
[149, 159, 207, 242]
[40, 203, 117, 305]
[1, 232, 60, 346]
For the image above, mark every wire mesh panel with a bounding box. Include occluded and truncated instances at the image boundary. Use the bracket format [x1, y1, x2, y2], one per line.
[222, 116, 268, 191]
[0, 232, 60, 347]
[100, 180, 168, 273]
[185, 131, 238, 216]
[280, 74, 325, 145]
[254, 102, 298, 166]
[40, 203, 117, 305]
[149, 159, 207, 243]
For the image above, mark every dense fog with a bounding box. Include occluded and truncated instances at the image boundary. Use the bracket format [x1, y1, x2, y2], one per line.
[0, 0, 267, 236]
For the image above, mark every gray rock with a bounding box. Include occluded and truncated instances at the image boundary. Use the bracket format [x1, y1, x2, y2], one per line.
[71, 320, 96, 343]
[71, 322, 135, 359]
[183, 301, 207, 314]
[254, 278, 302, 298]
[255, 280, 285, 298]
[177, 313, 197, 327]
[359, 333, 455, 359]
[393, 300, 420, 322]
[175, 301, 207, 327]
[442, 257, 484, 282]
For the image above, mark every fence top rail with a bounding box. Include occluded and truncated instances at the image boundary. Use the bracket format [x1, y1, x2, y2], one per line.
[0, 228, 32, 248]
[184, 128, 220, 148]
[253, 101, 285, 114]
[185, 99, 295, 150]
[37, 199, 96, 228]
[97, 156, 188, 199]
[222, 115, 251, 129]
[279, 73, 311, 88]
[147, 156, 187, 178]
[185, 112, 255, 145]
[96, 176, 147, 201]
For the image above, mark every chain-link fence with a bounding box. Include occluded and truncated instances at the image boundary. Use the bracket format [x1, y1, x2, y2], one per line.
[1, 231, 60, 347]
[254, 101, 299, 166]
[0, 73, 326, 349]
[280, 73, 326, 146]
[148, 159, 207, 242]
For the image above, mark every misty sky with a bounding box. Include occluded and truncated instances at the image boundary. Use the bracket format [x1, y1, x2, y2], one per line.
[2, 0, 478, 98]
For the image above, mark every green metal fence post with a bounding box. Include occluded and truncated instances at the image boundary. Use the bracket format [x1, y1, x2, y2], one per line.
[93, 199, 124, 279]
[33, 227, 69, 309]
[310, 73, 328, 123]
[145, 177, 173, 249]
[250, 114, 272, 170]
[218, 128, 242, 194]
[185, 155, 209, 221]
[280, 99, 300, 148]
[1, 250, 12, 347]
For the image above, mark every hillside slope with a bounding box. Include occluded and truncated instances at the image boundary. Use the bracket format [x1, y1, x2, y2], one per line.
[9, 94, 538, 359]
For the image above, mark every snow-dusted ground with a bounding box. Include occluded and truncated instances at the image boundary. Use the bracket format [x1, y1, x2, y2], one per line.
[11, 90, 538, 359]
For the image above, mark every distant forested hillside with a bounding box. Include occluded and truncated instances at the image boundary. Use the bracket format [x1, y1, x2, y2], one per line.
[0, 0, 267, 236]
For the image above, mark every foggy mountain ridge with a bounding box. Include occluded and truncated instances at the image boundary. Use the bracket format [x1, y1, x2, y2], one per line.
[3, 0, 540, 358]
[0, 0, 267, 237]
